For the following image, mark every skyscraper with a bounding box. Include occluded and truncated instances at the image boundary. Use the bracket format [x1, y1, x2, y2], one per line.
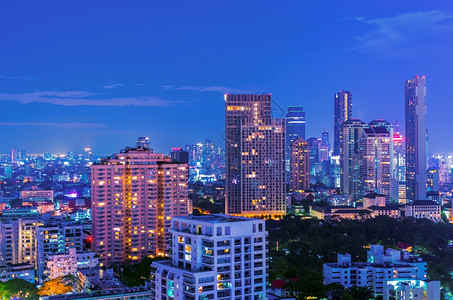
[321, 131, 330, 147]
[307, 137, 321, 175]
[285, 106, 306, 162]
[290, 138, 310, 191]
[91, 147, 190, 266]
[340, 119, 368, 200]
[359, 121, 393, 203]
[334, 91, 353, 156]
[405, 76, 427, 201]
[225, 94, 286, 218]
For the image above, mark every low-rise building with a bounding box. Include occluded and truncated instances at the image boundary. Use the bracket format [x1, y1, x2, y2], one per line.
[0, 263, 35, 283]
[21, 189, 54, 202]
[323, 245, 428, 297]
[328, 194, 352, 207]
[76, 251, 98, 269]
[405, 200, 441, 222]
[45, 248, 78, 280]
[328, 209, 372, 220]
[362, 193, 386, 209]
[368, 205, 404, 219]
[384, 278, 440, 300]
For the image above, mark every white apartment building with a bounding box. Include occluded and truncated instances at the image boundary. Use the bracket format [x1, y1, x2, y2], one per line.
[384, 278, 440, 300]
[45, 248, 78, 280]
[323, 245, 427, 297]
[150, 214, 267, 300]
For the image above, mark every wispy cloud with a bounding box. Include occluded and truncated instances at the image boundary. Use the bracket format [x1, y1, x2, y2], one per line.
[102, 83, 125, 89]
[0, 122, 105, 129]
[0, 74, 33, 80]
[0, 90, 179, 107]
[161, 85, 259, 94]
[352, 10, 453, 51]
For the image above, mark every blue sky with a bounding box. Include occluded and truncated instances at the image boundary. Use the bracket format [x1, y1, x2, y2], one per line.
[1, 1, 453, 154]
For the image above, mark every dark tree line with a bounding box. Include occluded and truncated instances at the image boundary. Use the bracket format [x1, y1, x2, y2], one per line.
[267, 216, 453, 298]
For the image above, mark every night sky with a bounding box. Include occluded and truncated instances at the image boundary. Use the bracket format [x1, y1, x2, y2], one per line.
[1, 1, 453, 154]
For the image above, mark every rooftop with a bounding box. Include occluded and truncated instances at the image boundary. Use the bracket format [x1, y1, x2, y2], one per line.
[364, 192, 386, 199]
[45, 287, 151, 300]
[409, 200, 440, 206]
[176, 214, 257, 223]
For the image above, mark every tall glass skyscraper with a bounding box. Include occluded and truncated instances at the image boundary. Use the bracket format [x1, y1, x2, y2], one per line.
[405, 76, 427, 201]
[285, 107, 306, 160]
[334, 91, 353, 156]
[225, 94, 286, 218]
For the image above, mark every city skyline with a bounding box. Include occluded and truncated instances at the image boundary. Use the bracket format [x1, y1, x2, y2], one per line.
[1, 1, 453, 154]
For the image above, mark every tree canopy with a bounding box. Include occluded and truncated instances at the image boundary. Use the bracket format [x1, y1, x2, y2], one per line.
[267, 215, 453, 297]
[37, 275, 76, 297]
[0, 278, 38, 299]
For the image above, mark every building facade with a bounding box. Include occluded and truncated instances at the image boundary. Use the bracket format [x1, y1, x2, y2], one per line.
[359, 123, 393, 202]
[405, 200, 441, 222]
[91, 147, 190, 266]
[35, 221, 84, 282]
[384, 279, 440, 300]
[150, 214, 268, 300]
[225, 94, 286, 218]
[340, 119, 368, 200]
[324, 245, 427, 297]
[44, 248, 78, 280]
[405, 76, 427, 201]
[289, 138, 310, 192]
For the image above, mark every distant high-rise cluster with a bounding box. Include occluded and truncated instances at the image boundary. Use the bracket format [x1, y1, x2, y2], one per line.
[185, 139, 224, 182]
[225, 94, 286, 218]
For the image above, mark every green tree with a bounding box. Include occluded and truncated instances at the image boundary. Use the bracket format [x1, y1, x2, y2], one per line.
[0, 278, 38, 299]
[122, 256, 167, 287]
[38, 275, 76, 297]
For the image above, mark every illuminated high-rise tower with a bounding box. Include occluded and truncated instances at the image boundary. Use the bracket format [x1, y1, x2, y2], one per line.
[405, 76, 427, 201]
[340, 119, 368, 200]
[359, 121, 393, 203]
[290, 137, 310, 192]
[91, 147, 190, 266]
[334, 91, 353, 156]
[225, 94, 285, 217]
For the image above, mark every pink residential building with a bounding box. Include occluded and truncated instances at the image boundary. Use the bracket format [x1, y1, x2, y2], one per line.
[91, 147, 191, 266]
